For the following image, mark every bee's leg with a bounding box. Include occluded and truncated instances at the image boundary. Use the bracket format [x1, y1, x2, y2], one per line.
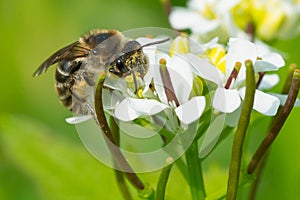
[82, 71, 95, 86]
[72, 90, 87, 103]
[85, 103, 100, 126]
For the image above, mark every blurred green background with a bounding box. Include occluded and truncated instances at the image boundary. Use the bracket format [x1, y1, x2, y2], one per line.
[1, 0, 300, 199]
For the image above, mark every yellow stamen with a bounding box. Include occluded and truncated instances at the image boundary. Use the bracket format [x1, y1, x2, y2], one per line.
[137, 88, 143, 98]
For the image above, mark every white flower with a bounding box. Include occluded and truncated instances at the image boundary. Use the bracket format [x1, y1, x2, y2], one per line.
[169, 0, 241, 43]
[232, 0, 300, 41]
[115, 52, 206, 125]
[188, 38, 284, 118]
[114, 36, 206, 125]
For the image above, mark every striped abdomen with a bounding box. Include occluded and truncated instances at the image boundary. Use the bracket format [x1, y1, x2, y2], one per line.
[55, 60, 93, 115]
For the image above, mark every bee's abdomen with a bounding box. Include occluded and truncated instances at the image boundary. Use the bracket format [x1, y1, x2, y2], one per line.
[55, 68, 74, 111]
[55, 61, 86, 114]
[56, 61, 81, 82]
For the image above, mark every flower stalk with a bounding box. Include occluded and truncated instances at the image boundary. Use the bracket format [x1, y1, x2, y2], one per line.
[110, 116, 132, 200]
[227, 60, 256, 200]
[185, 140, 206, 200]
[247, 69, 300, 174]
[94, 72, 144, 190]
[248, 64, 299, 199]
[282, 64, 298, 94]
[155, 157, 174, 200]
[160, 0, 171, 16]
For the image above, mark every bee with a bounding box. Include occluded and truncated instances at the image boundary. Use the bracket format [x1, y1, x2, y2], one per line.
[33, 29, 169, 116]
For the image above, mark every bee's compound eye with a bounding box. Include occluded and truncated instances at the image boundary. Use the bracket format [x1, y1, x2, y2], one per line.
[116, 57, 128, 73]
[124, 41, 141, 53]
[88, 32, 114, 47]
[95, 33, 111, 43]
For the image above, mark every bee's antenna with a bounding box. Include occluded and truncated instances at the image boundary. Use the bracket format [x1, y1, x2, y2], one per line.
[139, 38, 170, 49]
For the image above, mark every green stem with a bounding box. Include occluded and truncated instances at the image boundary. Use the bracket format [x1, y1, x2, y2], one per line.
[227, 60, 256, 200]
[110, 116, 132, 200]
[134, 118, 189, 182]
[134, 118, 175, 143]
[155, 157, 173, 200]
[248, 154, 268, 200]
[94, 72, 144, 190]
[281, 64, 298, 94]
[248, 65, 299, 199]
[160, 0, 171, 16]
[114, 169, 132, 200]
[185, 140, 206, 200]
[247, 70, 300, 174]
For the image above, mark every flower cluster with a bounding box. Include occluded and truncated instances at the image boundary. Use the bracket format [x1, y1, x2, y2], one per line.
[59, 0, 300, 198]
[114, 36, 206, 127]
[110, 36, 285, 130]
[61, 20, 300, 200]
[169, 0, 300, 42]
[87, 32, 300, 199]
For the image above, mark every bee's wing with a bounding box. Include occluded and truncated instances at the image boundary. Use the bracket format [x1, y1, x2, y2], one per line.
[33, 41, 90, 77]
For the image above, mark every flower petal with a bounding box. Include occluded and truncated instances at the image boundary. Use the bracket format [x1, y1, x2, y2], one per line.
[184, 53, 224, 86]
[174, 96, 206, 124]
[226, 38, 257, 81]
[255, 43, 285, 71]
[239, 88, 280, 116]
[258, 74, 279, 90]
[187, 0, 204, 10]
[213, 87, 241, 113]
[254, 60, 280, 72]
[261, 52, 285, 68]
[169, 8, 200, 30]
[65, 115, 92, 124]
[168, 55, 194, 104]
[115, 98, 169, 121]
[217, 0, 241, 13]
[268, 93, 300, 107]
[190, 19, 220, 34]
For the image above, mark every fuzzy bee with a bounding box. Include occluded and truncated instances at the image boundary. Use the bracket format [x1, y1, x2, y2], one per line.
[33, 29, 169, 117]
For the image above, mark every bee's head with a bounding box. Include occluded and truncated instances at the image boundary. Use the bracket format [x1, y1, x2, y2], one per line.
[108, 40, 143, 78]
[108, 37, 170, 93]
[109, 38, 170, 78]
